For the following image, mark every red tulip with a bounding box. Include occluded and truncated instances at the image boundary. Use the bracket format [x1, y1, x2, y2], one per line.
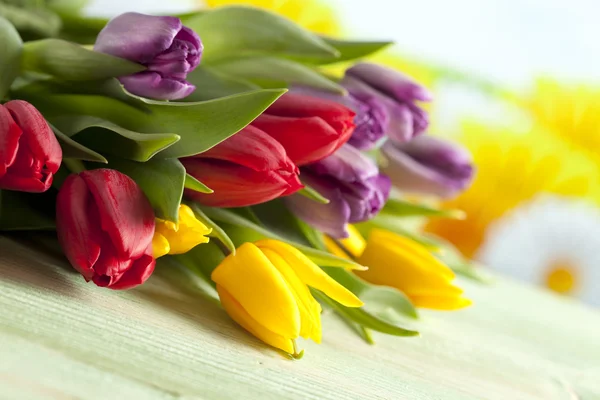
[56, 169, 156, 290]
[0, 100, 62, 192]
[182, 125, 303, 207]
[251, 93, 356, 166]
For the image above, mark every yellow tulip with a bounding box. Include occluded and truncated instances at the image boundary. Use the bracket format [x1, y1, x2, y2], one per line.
[323, 225, 366, 259]
[212, 239, 363, 355]
[152, 204, 212, 258]
[326, 228, 470, 310]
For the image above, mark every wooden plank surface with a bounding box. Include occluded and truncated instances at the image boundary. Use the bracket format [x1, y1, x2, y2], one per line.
[1, 236, 599, 400]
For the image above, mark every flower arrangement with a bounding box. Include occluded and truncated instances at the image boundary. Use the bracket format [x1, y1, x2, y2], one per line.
[0, 1, 478, 357]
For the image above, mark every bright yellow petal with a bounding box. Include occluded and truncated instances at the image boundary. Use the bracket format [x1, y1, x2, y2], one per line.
[261, 248, 322, 342]
[323, 236, 350, 260]
[340, 225, 367, 257]
[152, 232, 170, 259]
[211, 242, 301, 338]
[255, 240, 363, 308]
[217, 285, 295, 354]
[410, 295, 472, 310]
[154, 205, 212, 255]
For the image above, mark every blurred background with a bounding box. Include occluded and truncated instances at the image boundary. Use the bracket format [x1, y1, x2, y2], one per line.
[86, 0, 600, 307]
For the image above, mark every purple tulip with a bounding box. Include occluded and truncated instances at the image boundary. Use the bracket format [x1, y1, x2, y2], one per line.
[286, 144, 391, 238]
[291, 86, 389, 151]
[381, 135, 474, 198]
[343, 62, 432, 145]
[95, 12, 202, 100]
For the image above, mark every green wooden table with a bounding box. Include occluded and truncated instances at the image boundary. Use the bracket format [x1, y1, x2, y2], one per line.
[1, 236, 599, 400]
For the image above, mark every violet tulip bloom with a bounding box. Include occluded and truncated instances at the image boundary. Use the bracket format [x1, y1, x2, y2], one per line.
[343, 62, 432, 145]
[95, 12, 202, 100]
[286, 144, 391, 238]
[381, 135, 474, 198]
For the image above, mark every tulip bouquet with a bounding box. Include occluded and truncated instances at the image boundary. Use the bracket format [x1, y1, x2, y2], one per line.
[0, 1, 479, 357]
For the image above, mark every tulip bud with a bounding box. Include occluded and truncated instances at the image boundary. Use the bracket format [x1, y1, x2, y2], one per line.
[381, 135, 474, 198]
[56, 169, 156, 290]
[286, 144, 391, 238]
[94, 12, 202, 100]
[251, 93, 356, 166]
[182, 125, 303, 207]
[354, 229, 471, 310]
[290, 86, 388, 151]
[0, 100, 62, 193]
[212, 239, 362, 355]
[343, 62, 432, 144]
[152, 204, 212, 258]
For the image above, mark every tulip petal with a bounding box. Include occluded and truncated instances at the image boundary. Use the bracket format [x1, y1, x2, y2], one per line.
[80, 169, 155, 260]
[0, 104, 21, 178]
[101, 249, 155, 290]
[152, 232, 171, 258]
[211, 243, 301, 339]
[55, 174, 101, 280]
[252, 114, 345, 166]
[183, 158, 302, 207]
[310, 143, 378, 182]
[119, 72, 195, 101]
[192, 125, 297, 174]
[409, 295, 472, 310]
[94, 12, 182, 63]
[255, 240, 363, 308]
[346, 62, 433, 103]
[261, 248, 322, 342]
[217, 285, 295, 354]
[356, 229, 459, 295]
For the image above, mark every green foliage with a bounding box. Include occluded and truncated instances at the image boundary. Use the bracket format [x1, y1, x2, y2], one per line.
[185, 6, 339, 62]
[0, 16, 22, 99]
[22, 39, 144, 80]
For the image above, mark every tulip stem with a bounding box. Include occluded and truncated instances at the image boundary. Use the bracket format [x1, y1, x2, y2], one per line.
[62, 158, 86, 174]
[214, 238, 232, 257]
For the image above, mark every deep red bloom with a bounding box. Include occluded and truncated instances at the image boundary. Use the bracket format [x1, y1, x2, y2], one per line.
[251, 93, 356, 166]
[0, 100, 62, 192]
[182, 125, 303, 207]
[56, 169, 156, 290]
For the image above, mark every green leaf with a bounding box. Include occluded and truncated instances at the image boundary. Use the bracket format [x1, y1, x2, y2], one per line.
[198, 205, 365, 270]
[50, 124, 107, 163]
[107, 157, 185, 222]
[0, 190, 56, 231]
[381, 198, 465, 219]
[0, 3, 61, 39]
[52, 116, 180, 162]
[139, 89, 287, 158]
[251, 199, 315, 247]
[18, 89, 287, 159]
[183, 66, 260, 101]
[0, 16, 22, 99]
[172, 242, 224, 290]
[189, 204, 236, 256]
[313, 291, 418, 338]
[319, 37, 393, 64]
[184, 174, 213, 194]
[47, 0, 90, 15]
[185, 6, 339, 62]
[297, 184, 330, 204]
[213, 56, 345, 94]
[22, 39, 145, 80]
[323, 267, 418, 319]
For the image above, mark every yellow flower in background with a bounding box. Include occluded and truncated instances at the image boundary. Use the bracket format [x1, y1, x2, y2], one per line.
[525, 78, 600, 164]
[203, 0, 342, 36]
[212, 239, 362, 355]
[325, 227, 470, 310]
[152, 204, 212, 258]
[425, 121, 600, 259]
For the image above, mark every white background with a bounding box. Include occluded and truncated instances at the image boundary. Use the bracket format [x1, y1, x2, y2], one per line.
[86, 0, 600, 89]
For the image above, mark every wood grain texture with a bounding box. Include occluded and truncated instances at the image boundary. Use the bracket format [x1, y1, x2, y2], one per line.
[1, 236, 599, 400]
